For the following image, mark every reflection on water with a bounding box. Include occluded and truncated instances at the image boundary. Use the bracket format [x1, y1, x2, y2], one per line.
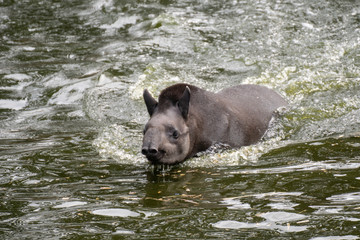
[92, 208, 141, 217]
[1, 0, 360, 239]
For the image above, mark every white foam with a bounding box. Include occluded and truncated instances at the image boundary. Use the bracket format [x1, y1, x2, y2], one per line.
[4, 73, 32, 81]
[0, 99, 27, 110]
[100, 15, 139, 29]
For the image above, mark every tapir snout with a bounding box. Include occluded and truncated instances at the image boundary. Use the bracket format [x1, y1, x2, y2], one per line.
[141, 128, 166, 164]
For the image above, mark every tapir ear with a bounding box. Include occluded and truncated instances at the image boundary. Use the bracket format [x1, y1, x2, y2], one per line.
[143, 89, 158, 116]
[177, 86, 191, 119]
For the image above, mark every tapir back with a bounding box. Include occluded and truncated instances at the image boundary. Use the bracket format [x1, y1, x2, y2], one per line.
[216, 84, 287, 145]
[187, 84, 287, 152]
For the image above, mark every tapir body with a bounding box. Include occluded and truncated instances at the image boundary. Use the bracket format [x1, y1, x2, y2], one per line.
[142, 83, 287, 165]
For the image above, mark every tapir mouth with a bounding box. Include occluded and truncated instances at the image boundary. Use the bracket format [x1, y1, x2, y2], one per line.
[143, 150, 166, 165]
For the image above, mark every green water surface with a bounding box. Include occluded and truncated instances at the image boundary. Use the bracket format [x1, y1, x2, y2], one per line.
[1, 0, 360, 239]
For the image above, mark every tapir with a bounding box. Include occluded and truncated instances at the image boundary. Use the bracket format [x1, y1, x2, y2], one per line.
[141, 83, 287, 165]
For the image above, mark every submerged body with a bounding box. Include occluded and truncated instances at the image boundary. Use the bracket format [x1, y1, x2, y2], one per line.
[141, 83, 287, 165]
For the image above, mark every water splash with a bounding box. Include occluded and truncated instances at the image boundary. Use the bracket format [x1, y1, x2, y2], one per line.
[84, 0, 360, 168]
[92, 124, 146, 165]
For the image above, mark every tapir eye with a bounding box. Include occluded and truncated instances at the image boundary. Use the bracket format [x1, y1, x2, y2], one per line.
[172, 130, 179, 139]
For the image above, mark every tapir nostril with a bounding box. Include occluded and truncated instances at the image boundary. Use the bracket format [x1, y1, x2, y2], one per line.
[148, 148, 158, 155]
[141, 148, 149, 156]
[141, 147, 158, 156]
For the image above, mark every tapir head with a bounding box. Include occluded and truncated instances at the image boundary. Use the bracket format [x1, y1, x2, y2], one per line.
[141, 86, 191, 165]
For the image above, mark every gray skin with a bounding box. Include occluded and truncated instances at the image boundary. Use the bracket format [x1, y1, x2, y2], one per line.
[141, 83, 287, 165]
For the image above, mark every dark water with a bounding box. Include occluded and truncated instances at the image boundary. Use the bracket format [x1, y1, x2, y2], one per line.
[1, 0, 360, 239]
